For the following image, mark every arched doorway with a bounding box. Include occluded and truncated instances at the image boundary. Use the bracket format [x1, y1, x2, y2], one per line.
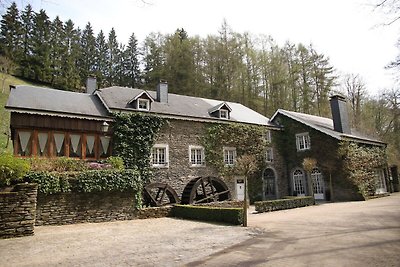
[293, 169, 306, 196]
[263, 168, 276, 199]
[311, 168, 325, 200]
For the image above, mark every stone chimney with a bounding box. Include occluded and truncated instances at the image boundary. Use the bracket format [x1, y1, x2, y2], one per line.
[157, 80, 168, 103]
[86, 77, 97, 94]
[329, 95, 351, 134]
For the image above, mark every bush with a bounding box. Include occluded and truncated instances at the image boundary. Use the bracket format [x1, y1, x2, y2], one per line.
[172, 205, 243, 225]
[24, 171, 71, 194]
[106, 156, 125, 170]
[29, 157, 88, 172]
[0, 153, 30, 187]
[254, 196, 314, 213]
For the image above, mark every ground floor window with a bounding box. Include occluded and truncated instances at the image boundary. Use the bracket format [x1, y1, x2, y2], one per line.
[13, 129, 111, 159]
[152, 144, 169, 167]
[293, 169, 306, 196]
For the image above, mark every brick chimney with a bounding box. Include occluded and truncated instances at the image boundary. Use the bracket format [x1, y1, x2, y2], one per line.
[329, 95, 351, 134]
[86, 77, 97, 94]
[157, 80, 168, 103]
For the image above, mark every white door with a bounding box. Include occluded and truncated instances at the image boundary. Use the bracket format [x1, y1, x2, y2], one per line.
[311, 168, 325, 200]
[375, 169, 387, 194]
[236, 179, 245, 201]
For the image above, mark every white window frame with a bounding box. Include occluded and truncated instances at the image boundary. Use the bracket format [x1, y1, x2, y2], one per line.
[220, 109, 229, 119]
[223, 147, 236, 166]
[296, 132, 311, 151]
[138, 99, 150, 111]
[266, 147, 273, 163]
[265, 130, 272, 143]
[189, 145, 205, 167]
[151, 144, 169, 168]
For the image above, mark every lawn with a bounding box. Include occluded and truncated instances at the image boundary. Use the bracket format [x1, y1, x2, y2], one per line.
[0, 74, 37, 154]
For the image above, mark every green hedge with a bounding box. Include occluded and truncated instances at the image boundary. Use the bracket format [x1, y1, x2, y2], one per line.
[0, 153, 30, 187]
[172, 204, 243, 225]
[254, 196, 315, 213]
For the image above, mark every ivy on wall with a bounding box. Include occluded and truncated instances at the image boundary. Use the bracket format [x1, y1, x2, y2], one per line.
[338, 142, 387, 198]
[112, 112, 165, 182]
[201, 123, 266, 177]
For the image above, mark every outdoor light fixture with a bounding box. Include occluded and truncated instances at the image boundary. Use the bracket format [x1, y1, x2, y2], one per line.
[101, 121, 109, 133]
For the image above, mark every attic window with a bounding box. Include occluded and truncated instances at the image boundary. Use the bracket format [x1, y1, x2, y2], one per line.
[220, 109, 229, 119]
[138, 99, 150, 111]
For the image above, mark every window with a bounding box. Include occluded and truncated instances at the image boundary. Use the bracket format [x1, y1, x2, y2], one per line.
[296, 132, 310, 151]
[220, 109, 229, 119]
[152, 144, 169, 167]
[99, 136, 111, 158]
[374, 169, 387, 194]
[265, 130, 272, 143]
[189, 145, 205, 166]
[54, 132, 66, 156]
[263, 168, 276, 198]
[293, 169, 306, 196]
[266, 147, 273, 163]
[16, 130, 33, 156]
[138, 99, 150, 111]
[85, 135, 96, 158]
[223, 147, 236, 166]
[69, 133, 82, 158]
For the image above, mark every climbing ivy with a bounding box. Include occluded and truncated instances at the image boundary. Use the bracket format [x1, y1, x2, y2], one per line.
[201, 123, 266, 177]
[112, 112, 165, 182]
[338, 142, 387, 198]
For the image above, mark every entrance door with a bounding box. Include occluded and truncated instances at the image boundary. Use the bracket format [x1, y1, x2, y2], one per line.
[311, 168, 325, 200]
[236, 179, 245, 201]
[293, 169, 306, 196]
[263, 168, 276, 199]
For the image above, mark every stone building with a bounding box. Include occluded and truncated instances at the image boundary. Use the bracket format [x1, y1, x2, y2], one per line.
[5, 82, 388, 202]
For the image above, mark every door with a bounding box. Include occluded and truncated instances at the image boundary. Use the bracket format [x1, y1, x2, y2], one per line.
[236, 179, 245, 201]
[311, 168, 325, 200]
[293, 169, 306, 196]
[263, 168, 276, 199]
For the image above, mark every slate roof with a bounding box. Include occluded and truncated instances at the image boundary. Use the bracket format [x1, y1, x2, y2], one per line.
[96, 86, 275, 126]
[5, 85, 112, 121]
[271, 109, 385, 146]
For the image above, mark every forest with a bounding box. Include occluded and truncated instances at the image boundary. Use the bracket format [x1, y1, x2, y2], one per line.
[0, 2, 399, 166]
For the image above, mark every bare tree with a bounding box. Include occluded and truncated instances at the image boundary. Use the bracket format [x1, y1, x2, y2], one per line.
[342, 73, 367, 129]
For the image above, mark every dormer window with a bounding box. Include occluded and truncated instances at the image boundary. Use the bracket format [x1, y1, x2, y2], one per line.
[138, 99, 150, 111]
[209, 102, 232, 120]
[128, 90, 154, 111]
[220, 109, 228, 119]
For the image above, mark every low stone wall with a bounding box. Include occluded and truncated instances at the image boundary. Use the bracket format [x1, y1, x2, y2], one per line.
[136, 206, 173, 219]
[254, 196, 315, 213]
[0, 183, 38, 239]
[194, 201, 243, 208]
[36, 191, 137, 226]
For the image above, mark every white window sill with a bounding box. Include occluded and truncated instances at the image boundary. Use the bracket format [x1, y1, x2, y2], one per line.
[152, 164, 169, 169]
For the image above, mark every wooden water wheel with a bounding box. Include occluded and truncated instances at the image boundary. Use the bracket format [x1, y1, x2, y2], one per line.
[143, 182, 180, 207]
[180, 176, 231, 204]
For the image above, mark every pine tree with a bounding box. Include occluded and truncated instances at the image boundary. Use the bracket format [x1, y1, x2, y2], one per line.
[0, 2, 22, 61]
[143, 32, 165, 90]
[124, 32, 141, 88]
[49, 16, 64, 87]
[31, 9, 51, 83]
[106, 28, 120, 86]
[79, 22, 96, 85]
[19, 4, 34, 79]
[95, 30, 108, 87]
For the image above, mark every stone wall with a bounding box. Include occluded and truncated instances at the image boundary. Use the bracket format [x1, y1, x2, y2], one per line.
[152, 120, 234, 199]
[0, 183, 38, 239]
[35, 191, 137, 226]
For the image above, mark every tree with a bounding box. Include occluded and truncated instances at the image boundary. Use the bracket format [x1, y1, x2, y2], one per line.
[49, 16, 65, 87]
[106, 28, 120, 86]
[79, 22, 96, 85]
[143, 32, 165, 90]
[0, 2, 21, 61]
[124, 32, 141, 88]
[95, 30, 108, 88]
[342, 73, 367, 129]
[0, 55, 15, 92]
[19, 4, 34, 79]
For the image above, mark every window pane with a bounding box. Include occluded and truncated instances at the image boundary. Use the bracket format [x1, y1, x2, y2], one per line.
[54, 133, 65, 156]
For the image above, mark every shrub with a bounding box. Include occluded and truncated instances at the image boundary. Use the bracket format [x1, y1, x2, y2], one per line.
[29, 157, 88, 172]
[106, 156, 125, 170]
[254, 196, 314, 213]
[0, 153, 30, 187]
[172, 205, 243, 225]
[24, 171, 71, 194]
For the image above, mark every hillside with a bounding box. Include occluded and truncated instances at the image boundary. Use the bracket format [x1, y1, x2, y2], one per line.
[0, 74, 38, 154]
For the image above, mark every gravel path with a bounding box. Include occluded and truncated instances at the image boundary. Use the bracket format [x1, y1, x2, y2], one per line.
[0, 218, 257, 267]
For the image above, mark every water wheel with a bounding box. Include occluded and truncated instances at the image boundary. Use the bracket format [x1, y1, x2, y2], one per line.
[143, 182, 180, 207]
[181, 176, 231, 204]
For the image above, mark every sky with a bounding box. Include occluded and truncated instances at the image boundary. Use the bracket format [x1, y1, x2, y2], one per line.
[6, 0, 400, 95]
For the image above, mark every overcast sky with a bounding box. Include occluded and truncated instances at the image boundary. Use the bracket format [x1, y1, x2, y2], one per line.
[9, 0, 400, 95]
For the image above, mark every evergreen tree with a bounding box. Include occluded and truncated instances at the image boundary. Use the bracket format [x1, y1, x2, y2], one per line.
[19, 4, 34, 79]
[31, 9, 51, 83]
[124, 32, 141, 88]
[0, 2, 21, 61]
[106, 27, 120, 86]
[79, 22, 96, 84]
[95, 30, 108, 87]
[143, 32, 165, 90]
[49, 16, 64, 87]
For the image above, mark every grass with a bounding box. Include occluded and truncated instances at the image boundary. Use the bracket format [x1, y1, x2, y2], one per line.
[0, 74, 38, 154]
